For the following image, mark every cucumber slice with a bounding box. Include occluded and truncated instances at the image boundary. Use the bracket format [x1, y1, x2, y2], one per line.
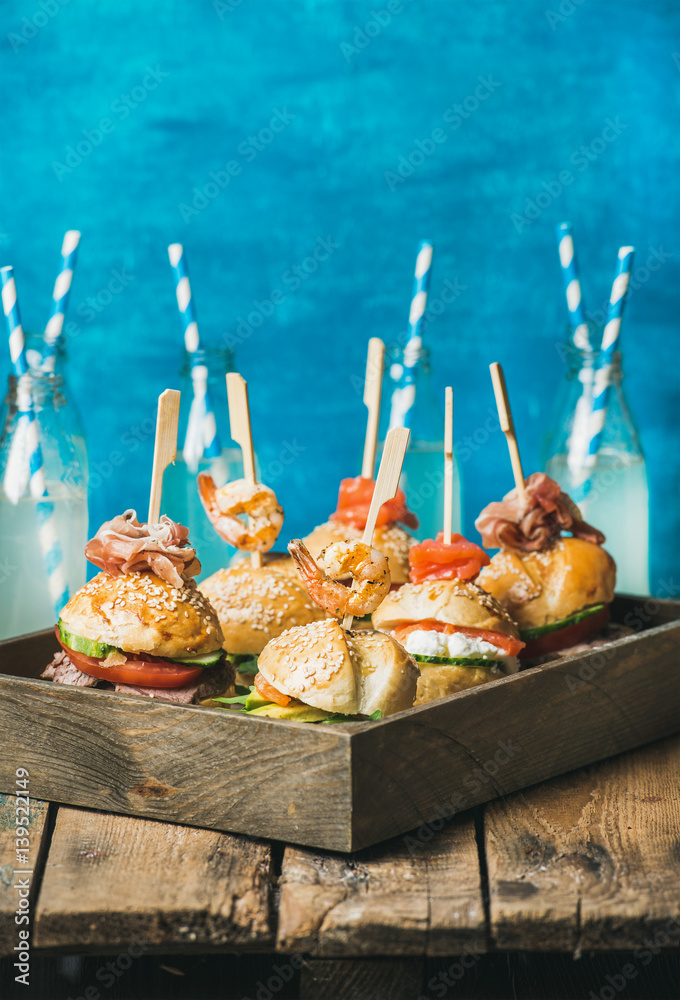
[57, 621, 119, 659]
[58, 621, 220, 668]
[519, 604, 605, 641]
[412, 653, 501, 667]
[169, 649, 223, 666]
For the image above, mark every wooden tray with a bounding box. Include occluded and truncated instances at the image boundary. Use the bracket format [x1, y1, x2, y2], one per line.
[1, 594, 678, 852]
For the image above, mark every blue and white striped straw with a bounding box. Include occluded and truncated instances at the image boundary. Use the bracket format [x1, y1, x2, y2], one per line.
[1, 267, 69, 615]
[388, 241, 434, 430]
[43, 230, 81, 373]
[556, 222, 590, 351]
[572, 246, 635, 503]
[167, 244, 223, 474]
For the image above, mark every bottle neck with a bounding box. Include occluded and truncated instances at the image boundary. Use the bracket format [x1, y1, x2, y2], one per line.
[8, 372, 65, 407]
[181, 346, 235, 382]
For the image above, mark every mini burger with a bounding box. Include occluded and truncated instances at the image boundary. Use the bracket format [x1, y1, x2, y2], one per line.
[372, 533, 523, 704]
[215, 618, 419, 722]
[42, 511, 233, 704]
[303, 475, 418, 587]
[475, 473, 616, 658]
[199, 562, 327, 678]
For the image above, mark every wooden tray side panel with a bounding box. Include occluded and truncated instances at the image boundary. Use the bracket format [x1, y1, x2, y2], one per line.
[0, 677, 354, 852]
[350, 624, 680, 850]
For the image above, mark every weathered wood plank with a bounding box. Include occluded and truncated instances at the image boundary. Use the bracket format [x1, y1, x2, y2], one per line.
[0, 794, 51, 955]
[484, 735, 680, 951]
[299, 958, 424, 999]
[33, 807, 274, 950]
[277, 813, 485, 957]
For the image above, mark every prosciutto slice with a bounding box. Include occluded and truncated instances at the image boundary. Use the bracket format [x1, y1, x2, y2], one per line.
[475, 473, 605, 552]
[84, 510, 201, 588]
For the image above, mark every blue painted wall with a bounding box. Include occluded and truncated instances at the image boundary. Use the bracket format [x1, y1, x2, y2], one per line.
[1, 0, 678, 593]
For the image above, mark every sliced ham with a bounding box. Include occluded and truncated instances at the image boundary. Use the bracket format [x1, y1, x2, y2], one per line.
[84, 509, 200, 588]
[475, 472, 605, 552]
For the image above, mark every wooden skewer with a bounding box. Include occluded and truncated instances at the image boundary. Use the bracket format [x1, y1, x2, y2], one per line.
[361, 338, 385, 479]
[343, 426, 410, 630]
[443, 386, 453, 545]
[148, 389, 181, 523]
[226, 372, 262, 569]
[489, 362, 527, 506]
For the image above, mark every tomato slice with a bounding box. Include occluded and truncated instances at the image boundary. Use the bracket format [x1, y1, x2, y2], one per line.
[330, 476, 419, 530]
[254, 672, 292, 706]
[393, 621, 525, 657]
[55, 631, 204, 688]
[409, 533, 490, 584]
[520, 606, 610, 659]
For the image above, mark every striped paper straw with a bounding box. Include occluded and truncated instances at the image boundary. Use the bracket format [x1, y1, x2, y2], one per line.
[572, 246, 635, 503]
[167, 244, 223, 473]
[388, 241, 434, 430]
[556, 222, 590, 351]
[1, 267, 69, 615]
[43, 230, 81, 373]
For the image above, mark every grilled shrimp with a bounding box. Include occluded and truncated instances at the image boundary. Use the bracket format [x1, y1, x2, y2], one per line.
[197, 475, 284, 552]
[287, 538, 391, 618]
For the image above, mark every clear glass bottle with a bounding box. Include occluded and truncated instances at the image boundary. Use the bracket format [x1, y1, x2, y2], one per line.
[162, 346, 248, 579]
[378, 346, 462, 541]
[0, 370, 88, 638]
[543, 340, 650, 595]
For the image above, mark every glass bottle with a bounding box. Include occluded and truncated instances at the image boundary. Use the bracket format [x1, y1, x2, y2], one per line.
[161, 346, 248, 578]
[378, 345, 462, 541]
[0, 370, 88, 638]
[543, 340, 650, 595]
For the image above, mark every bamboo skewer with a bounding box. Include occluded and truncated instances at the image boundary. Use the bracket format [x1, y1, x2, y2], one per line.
[226, 372, 262, 570]
[148, 389, 181, 523]
[489, 362, 527, 506]
[343, 426, 410, 630]
[361, 338, 385, 479]
[443, 386, 454, 545]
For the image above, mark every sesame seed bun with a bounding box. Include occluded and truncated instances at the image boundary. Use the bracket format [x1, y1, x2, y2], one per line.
[257, 619, 419, 717]
[303, 520, 415, 584]
[477, 537, 616, 630]
[372, 580, 520, 705]
[227, 551, 299, 576]
[59, 572, 224, 659]
[372, 579, 519, 636]
[199, 564, 327, 656]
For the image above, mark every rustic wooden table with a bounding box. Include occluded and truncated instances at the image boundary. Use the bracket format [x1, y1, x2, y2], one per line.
[1, 735, 678, 1000]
